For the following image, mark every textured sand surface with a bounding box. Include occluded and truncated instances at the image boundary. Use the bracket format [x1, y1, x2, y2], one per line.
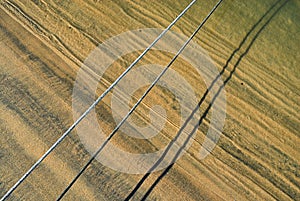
[0, 0, 299, 200]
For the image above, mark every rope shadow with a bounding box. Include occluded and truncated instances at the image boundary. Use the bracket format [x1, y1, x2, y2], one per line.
[124, 0, 289, 200]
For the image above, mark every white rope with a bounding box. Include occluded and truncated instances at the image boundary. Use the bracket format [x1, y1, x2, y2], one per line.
[0, 1, 198, 200]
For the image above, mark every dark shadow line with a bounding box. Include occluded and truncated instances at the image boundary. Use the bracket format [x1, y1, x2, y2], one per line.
[124, 0, 288, 200]
[56, 1, 224, 200]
